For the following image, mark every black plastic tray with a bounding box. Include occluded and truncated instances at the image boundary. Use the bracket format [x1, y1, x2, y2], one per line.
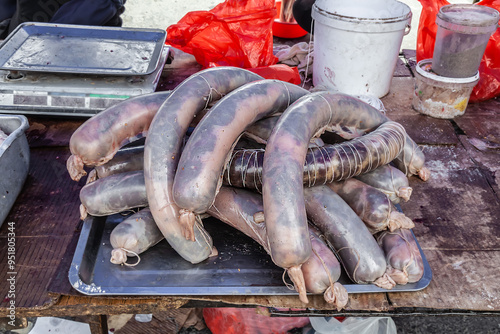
[69, 213, 432, 296]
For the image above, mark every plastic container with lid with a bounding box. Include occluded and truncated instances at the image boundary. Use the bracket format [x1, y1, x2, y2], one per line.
[412, 59, 479, 119]
[432, 4, 499, 78]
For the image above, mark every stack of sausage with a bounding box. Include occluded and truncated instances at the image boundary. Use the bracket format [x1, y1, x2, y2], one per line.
[67, 67, 430, 310]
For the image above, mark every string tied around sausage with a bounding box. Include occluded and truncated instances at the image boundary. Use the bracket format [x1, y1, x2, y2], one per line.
[311, 247, 334, 287]
[198, 73, 225, 110]
[120, 248, 141, 267]
[384, 230, 417, 276]
[336, 246, 362, 284]
[282, 270, 296, 291]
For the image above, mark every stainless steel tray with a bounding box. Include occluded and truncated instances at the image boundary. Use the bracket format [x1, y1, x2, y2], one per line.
[69, 213, 432, 296]
[0, 22, 166, 75]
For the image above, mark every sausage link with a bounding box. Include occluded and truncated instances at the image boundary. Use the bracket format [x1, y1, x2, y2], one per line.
[327, 178, 414, 234]
[208, 186, 347, 307]
[262, 92, 401, 295]
[79, 170, 148, 219]
[94, 146, 145, 180]
[110, 208, 164, 266]
[355, 164, 412, 204]
[376, 229, 425, 284]
[144, 67, 262, 263]
[303, 185, 392, 287]
[67, 91, 171, 181]
[226, 121, 407, 191]
[173, 80, 309, 223]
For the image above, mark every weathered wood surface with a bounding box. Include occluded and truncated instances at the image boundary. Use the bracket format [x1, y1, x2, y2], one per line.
[382, 71, 500, 313]
[0, 146, 84, 315]
[0, 50, 499, 318]
[88, 314, 108, 334]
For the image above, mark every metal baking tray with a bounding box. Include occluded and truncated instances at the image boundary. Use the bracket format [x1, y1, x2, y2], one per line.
[0, 22, 166, 75]
[69, 213, 432, 296]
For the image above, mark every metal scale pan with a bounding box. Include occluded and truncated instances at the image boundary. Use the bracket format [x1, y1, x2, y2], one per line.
[0, 22, 169, 117]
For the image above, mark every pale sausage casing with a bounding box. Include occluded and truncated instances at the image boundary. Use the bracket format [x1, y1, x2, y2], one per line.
[303, 185, 389, 285]
[144, 67, 262, 263]
[67, 91, 171, 181]
[208, 186, 347, 307]
[173, 80, 309, 218]
[377, 228, 425, 284]
[110, 208, 164, 265]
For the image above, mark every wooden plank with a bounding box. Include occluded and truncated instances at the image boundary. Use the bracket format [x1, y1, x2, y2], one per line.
[402, 143, 477, 204]
[24, 291, 388, 318]
[388, 250, 500, 311]
[0, 236, 71, 310]
[388, 119, 500, 312]
[26, 117, 85, 148]
[181, 293, 390, 312]
[381, 77, 416, 117]
[455, 101, 500, 139]
[391, 114, 459, 146]
[3, 296, 188, 318]
[44, 293, 386, 315]
[57, 296, 187, 317]
[393, 56, 412, 77]
[88, 315, 108, 334]
[0, 146, 83, 313]
[345, 293, 390, 312]
[457, 134, 500, 198]
[401, 167, 499, 250]
[176, 295, 316, 311]
[460, 97, 500, 117]
[401, 49, 417, 74]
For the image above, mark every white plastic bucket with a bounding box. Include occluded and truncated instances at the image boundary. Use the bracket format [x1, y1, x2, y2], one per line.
[312, 0, 412, 98]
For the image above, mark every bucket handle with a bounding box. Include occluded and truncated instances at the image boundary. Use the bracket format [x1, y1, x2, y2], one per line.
[404, 23, 411, 36]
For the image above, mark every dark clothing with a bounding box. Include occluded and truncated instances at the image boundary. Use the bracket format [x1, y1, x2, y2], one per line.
[0, 0, 126, 39]
[0, 0, 16, 21]
[51, 0, 125, 26]
[292, 0, 315, 33]
[0, 0, 16, 36]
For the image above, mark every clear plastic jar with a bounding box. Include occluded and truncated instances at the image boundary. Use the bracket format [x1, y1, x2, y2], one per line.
[432, 4, 499, 78]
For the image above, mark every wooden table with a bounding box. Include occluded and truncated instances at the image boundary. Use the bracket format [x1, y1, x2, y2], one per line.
[0, 47, 499, 333]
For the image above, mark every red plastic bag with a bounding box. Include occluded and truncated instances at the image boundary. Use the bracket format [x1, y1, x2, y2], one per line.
[417, 0, 500, 102]
[166, 0, 278, 69]
[246, 64, 301, 84]
[203, 307, 310, 334]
